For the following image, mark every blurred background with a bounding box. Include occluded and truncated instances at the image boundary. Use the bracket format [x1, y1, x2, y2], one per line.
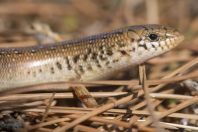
[0, 0, 197, 50]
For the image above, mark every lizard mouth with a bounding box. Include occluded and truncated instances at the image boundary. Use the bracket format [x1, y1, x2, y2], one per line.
[173, 34, 184, 47]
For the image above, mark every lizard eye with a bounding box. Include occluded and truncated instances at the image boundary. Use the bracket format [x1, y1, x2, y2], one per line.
[148, 33, 159, 41]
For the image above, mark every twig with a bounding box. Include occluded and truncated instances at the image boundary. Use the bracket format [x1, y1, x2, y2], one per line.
[71, 86, 98, 108]
[0, 92, 128, 101]
[150, 93, 193, 100]
[74, 124, 101, 132]
[142, 97, 198, 126]
[139, 64, 162, 131]
[24, 107, 198, 120]
[52, 94, 134, 131]
[159, 122, 198, 130]
[41, 93, 55, 122]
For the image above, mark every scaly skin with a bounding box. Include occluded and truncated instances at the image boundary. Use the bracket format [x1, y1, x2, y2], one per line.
[0, 24, 184, 92]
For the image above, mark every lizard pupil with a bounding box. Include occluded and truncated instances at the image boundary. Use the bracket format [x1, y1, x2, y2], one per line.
[148, 34, 158, 41]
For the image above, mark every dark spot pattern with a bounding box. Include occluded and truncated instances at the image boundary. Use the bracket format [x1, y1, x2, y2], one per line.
[96, 63, 102, 68]
[131, 38, 135, 42]
[73, 55, 79, 63]
[64, 57, 72, 70]
[119, 50, 128, 55]
[151, 44, 155, 48]
[87, 65, 93, 70]
[27, 71, 30, 75]
[163, 27, 168, 31]
[112, 59, 119, 63]
[139, 44, 148, 50]
[39, 69, 42, 73]
[50, 67, 55, 74]
[105, 61, 110, 65]
[91, 53, 97, 60]
[106, 49, 113, 56]
[78, 65, 84, 73]
[99, 46, 103, 50]
[82, 54, 88, 61]
[99, 54, 107, 60]
[86, 48, 92, 54]
[56, 62, 62, 70]
[100, 50, 104, 54]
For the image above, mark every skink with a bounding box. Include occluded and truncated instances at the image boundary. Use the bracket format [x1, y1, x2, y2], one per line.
[0, 24, 184, 92]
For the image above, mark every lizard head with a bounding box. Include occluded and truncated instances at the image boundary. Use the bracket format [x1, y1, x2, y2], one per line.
[127, 24, 184, 64]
